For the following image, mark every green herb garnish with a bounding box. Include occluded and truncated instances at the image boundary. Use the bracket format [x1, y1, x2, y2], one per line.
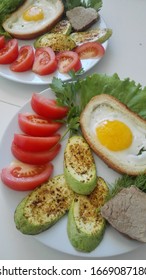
[137, 147, 146, 155]
[109, 174, 146, 199]
[62, 0, 102, 11]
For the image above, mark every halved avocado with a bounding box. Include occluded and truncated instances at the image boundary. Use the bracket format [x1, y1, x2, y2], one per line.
[14, 174, 74, 235]
[50, 19, 72, 35]
[70, 28, 112, 45]
[34, 33, 76, 51]
[64, 135, 97, 195]
[67, 177, 109, 252]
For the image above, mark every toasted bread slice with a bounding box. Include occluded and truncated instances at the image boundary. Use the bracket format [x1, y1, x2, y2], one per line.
[14, 174, 74, 235]
[2, 0, 64, 40]
[67, 177, 109, 252]
[80, 94, 146, 175]
[64, 135, 97, 195]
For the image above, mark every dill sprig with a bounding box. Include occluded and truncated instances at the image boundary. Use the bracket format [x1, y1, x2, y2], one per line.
[109, 173, 146, 199]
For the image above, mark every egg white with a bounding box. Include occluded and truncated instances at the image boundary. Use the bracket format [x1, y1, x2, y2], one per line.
[89, 103, 146, 167]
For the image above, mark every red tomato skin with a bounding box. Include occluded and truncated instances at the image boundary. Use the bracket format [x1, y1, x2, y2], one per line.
[18, 113, 62, 136]
[32, 47, 57, 75]
[56, 51, 82, 73]
[0, 36, 5, 49]
[74, 42, 105, 59]
[10, 45, 35, 72]
[31, 93, 68, 120]
[13, 133, 61, 152]
[1, 162, 53, 191]
[0, 39, 19, 64]
[11, 142, 61, 165]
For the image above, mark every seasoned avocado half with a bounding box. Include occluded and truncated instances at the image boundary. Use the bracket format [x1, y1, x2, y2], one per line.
[67, 177, 109, 252]
[14, 174, 74, 235]
[34, 33, 76, 51]
[70, 28, 112, 45]
[64, 135, 97, 195]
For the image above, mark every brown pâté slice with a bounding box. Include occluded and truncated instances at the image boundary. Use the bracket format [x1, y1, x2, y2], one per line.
[14, 174, 74, 235]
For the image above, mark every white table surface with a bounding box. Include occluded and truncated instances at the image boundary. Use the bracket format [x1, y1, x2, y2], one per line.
[0, 0, 146, 260]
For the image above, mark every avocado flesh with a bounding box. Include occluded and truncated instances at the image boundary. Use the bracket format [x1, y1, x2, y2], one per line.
[34, 33, 76, 51]
[70, 28, 112, 45]
[14, 174, 74, 235]
[64, 135, 97, 195]
[67, 177, 109, 252]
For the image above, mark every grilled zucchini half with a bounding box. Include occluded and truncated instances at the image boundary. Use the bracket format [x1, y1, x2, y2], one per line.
[50, 19, 72, 35]
[67, 177, 109, 252]
[70, 28, 112, 45]
[34, 33, 76, 51]
[64, 135, 97, 195]
[14, 174, 74, 235]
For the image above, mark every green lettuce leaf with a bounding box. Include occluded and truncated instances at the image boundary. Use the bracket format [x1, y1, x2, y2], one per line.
[62, 0, 102, 11]
[78, 73, 146, 119]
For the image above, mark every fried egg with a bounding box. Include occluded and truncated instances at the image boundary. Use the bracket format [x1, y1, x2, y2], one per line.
[2, 0, 64, 39]
[80, 94, 146, 175]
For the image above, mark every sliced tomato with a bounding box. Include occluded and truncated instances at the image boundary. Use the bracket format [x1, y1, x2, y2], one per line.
[0, 36, 5, 49]
[1, 161, 53, 191]
[0, 38, 18, 64]
[31, 93, 68, 120]
[32, 47, 57, 75]
[13, 133, 61, 152]
[11, 142, 61, 165]
[56, 51, 82, 73]
[74, 42, 105, 59]
[10, 45, 35, 72]
[18, 113, 62, 136]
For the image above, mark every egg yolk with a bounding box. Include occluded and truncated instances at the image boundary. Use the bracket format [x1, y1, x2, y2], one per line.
[23, 6, 44, 21]
[96, 120, 133, 151]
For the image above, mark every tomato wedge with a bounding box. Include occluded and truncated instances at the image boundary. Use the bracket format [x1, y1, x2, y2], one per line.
[0, 36, 5, 49]
[0, 38, 18, 64]
[74, 42, 105, 59]
[1, 161, 53, 191]
[10, 45, 35, 72]
[56, 51, 82, 73]
[31, 93, 68, 120]
[32, 47, 57, 75]
[13, 133, 61, 152]
[11, 141, 61, 165]
[18, 113, 62, 136]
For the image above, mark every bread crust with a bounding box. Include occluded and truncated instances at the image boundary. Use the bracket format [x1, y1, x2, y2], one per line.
[80, 94, 146, 175]
[2, 0, 64, 40]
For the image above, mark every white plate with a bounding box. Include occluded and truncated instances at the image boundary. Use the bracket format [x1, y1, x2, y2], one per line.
[0, 88, 141, 258]
[0, 16, 108, 85]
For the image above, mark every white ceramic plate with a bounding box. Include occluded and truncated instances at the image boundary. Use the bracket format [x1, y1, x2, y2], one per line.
[0, 16, 108, 85]
[0, 88, 141, 258]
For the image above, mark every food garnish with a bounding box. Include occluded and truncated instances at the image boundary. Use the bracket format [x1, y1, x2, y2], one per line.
[62, 0, 102, 12]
